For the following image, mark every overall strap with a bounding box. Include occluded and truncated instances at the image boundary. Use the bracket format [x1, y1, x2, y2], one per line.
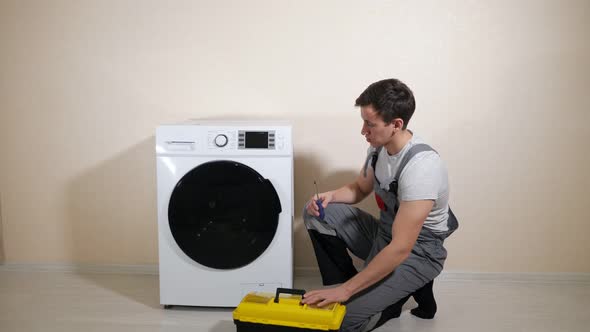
[388, 144, 438, 194]
[362, 146, 383, 179]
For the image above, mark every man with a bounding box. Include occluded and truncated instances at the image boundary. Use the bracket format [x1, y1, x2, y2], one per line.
[301, 79, 458, 332]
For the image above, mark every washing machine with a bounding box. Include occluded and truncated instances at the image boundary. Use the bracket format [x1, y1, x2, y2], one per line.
[156, 120, 293, 307]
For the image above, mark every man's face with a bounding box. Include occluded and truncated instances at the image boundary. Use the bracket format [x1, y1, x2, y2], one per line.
[360, 105, 395, 147]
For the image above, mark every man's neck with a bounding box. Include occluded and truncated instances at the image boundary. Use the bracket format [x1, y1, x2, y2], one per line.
[384, 130, 413, 156]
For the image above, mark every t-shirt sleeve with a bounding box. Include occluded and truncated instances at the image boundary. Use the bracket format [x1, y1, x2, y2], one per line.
[398, 152, 444, 201]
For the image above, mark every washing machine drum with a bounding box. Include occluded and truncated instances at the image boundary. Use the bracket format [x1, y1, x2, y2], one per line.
[168, 160, 282, 270]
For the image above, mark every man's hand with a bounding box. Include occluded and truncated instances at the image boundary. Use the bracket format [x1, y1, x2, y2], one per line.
[300, 286, 351, 307]
[306, 191, 334, 217]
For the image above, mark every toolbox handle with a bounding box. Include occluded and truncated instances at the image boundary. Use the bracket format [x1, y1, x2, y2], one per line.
[274, 288, 306, 304]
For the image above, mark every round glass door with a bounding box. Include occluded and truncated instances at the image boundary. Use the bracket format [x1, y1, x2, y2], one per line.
[168, 160, 281, 269]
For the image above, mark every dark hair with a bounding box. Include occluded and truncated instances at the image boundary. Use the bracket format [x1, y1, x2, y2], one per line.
[355, 79, 416, 129]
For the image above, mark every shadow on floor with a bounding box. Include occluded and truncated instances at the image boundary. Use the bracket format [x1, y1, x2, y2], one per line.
[209, 320, 235, 332]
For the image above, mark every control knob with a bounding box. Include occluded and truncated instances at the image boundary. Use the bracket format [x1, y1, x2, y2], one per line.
[214, 134, 228, 147]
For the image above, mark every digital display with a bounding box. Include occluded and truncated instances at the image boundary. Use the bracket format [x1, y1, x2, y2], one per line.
[245, 131, 268, 149]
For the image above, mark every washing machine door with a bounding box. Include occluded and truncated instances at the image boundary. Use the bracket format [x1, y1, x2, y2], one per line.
[168, 160, 282, 270]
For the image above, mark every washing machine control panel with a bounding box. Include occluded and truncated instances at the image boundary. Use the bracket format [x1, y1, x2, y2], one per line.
[157, 123, 291, 155]
[206, 129, 287, 151]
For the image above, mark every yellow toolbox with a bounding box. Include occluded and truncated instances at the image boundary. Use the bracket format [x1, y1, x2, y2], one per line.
[233, 288, 346, 332]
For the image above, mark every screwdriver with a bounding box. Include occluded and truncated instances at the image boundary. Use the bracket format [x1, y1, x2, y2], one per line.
[314, 180, 325, 220]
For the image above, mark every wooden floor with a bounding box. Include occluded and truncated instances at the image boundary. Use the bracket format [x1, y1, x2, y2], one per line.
[1, 269, 589, 332]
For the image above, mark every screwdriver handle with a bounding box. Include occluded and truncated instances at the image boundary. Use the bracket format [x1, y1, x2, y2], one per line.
[316, 199, 325, 220]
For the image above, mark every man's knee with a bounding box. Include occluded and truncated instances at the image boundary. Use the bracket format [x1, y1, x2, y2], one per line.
[339, 315, 370, 332]
[302, 203, 317, 229]
[302, 201, 337, 229]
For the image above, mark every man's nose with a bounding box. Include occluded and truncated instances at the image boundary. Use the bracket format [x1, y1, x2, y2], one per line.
[361, 123, 368, 135]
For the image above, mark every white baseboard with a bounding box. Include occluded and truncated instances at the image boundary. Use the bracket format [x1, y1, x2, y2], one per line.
[1, 263, 589, 283]
[295, 267, 590, 283]
[437, 271, 590, 283]
[0, 263, 158, 275]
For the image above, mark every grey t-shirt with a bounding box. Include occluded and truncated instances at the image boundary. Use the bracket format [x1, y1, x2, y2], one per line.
[368, 134, 450, 233]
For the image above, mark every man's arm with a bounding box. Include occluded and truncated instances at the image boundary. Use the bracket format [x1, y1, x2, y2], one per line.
[341, 199, 433, 295]
[302, 199, 433, 306]
[307, 166, 375, 217]
[328, 167, 374, 204]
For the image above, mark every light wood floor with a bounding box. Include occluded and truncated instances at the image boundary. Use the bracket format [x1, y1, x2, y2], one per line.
[1, 270, 589, 332]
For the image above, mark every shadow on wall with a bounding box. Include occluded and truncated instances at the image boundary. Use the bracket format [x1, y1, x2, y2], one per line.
[293, 153, 379, 271]
[66, 136, 157, 265]
[65, 136, 158, 307]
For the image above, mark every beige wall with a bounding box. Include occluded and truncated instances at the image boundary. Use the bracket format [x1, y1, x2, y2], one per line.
[1, 0, 589, 272]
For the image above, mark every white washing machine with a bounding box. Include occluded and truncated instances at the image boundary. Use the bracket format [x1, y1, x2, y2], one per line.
[156, 121, 293, 307]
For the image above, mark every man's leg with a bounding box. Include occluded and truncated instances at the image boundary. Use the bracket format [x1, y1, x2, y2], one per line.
[369, 279, 438, 324]
[339, 251, 443, 332]
[411, 279, 437, 319]
[303, 203, 379, 285]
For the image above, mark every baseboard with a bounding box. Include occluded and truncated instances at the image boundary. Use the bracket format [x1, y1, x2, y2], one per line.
[0, 263, 158, 275]
[1, 263, 589, 283]
[438, 271, 590, 283]
[295, 267, 590, 283]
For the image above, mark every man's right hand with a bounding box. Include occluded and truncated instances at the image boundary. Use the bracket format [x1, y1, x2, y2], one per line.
[306, 192, 334, 217]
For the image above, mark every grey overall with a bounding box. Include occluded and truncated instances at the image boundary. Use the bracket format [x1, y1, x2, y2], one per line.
[303, 144, 459, 332]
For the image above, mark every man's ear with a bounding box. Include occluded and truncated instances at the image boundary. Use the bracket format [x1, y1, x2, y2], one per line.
[392, 118, 404, 131]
